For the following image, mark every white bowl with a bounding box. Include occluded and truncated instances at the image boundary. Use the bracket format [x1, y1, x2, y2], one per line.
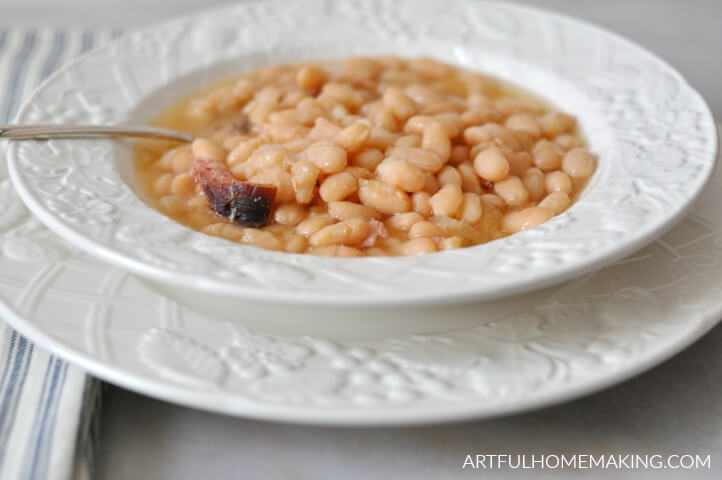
[7, 0, 719, 307]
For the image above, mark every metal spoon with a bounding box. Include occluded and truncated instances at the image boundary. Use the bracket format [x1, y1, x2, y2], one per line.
[0, 124, 193, 142]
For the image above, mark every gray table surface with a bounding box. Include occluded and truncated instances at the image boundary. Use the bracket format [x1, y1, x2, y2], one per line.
[2, 1, 720, 478]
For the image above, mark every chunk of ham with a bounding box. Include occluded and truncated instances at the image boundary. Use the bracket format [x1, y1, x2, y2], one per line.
[190, 159, 276, 228]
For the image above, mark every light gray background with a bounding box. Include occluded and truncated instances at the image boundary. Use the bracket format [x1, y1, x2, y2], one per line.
[2, 1, 719, 479]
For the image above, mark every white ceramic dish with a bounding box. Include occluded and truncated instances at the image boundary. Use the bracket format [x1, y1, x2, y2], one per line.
[1, 133, 721, 425]
[6, 0, 719, 307]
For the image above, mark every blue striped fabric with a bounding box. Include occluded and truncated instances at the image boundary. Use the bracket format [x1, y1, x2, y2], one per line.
[0, 334, 35, 465]
[0, 27, 119, 480]
[0, 31, 37, 123]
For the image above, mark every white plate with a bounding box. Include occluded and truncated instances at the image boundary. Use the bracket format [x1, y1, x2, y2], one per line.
[1, 130, 721, 426]
[6, 0, 719, 307]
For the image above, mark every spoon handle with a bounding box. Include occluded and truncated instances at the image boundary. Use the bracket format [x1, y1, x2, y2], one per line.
[0, 124, 193, 142]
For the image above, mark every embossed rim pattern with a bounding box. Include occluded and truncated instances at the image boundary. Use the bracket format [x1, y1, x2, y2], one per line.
[0, 128, 721, 425]
[6, 0, 719, 306]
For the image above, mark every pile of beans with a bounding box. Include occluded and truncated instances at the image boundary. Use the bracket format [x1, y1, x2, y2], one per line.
[135, 57, 596, 256]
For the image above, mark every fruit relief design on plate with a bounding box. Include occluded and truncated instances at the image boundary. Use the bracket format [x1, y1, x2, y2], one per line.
[6, 0, 717, 304]
[130, 228, 720, 408]
[0, 161, 71, 265]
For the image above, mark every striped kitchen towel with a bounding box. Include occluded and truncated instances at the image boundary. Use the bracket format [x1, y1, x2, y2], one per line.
[0, 27, 120, 480]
